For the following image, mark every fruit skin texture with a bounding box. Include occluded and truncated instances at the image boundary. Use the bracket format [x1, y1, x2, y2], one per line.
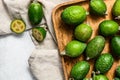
[70, 61, 90, 80]
[74, 23, 92, 42]
[95, 53, 114, 74]
[61, 6, 87, 25]
[65, 40, 86, 57]
[93, 75, 108, 80]
[90, 0, 107, 16]
[112, 0, 120, 18]
[85, 36, 105, 60]
[32, 27, 46, 41]
[99, 20, 119, 37]
[111, 36, 120, 56]
[28, 2, 43, 25]
[83, 78, 89, 80]
[114, 77, 120, 80]
[116, 66, 120, 78]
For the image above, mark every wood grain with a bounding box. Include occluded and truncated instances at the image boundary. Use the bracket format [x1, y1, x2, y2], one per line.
[52, 0, 119, 80]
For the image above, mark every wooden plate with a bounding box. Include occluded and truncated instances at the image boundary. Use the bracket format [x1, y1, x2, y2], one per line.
[52, 0, 119, 80]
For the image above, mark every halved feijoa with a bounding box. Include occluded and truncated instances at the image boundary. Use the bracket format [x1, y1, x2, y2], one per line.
[10, 19, 26, 34]
[32, 27, 46, 42]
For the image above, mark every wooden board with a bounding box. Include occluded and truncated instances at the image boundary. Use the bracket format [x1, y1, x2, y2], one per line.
[52, 0, 120, 80]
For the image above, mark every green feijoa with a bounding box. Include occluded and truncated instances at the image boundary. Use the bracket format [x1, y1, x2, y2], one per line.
[10, 19, 26, 34]
[85, 36, 105, 60]
[74, 23, 92, 42]
[93, 75, 108, 80]
[61, 5, 87, 25]
[32, 27, 47, 42]
[70, 61, 90, 80]
[114, 77, 120, 80]
[95, 53, 114, 74]
[116, 66, 120, 77]
[112, 0, 120, 19]
[83, 78, 89, 80]
[65, 40, 86, 57]
[28, 2, 43, 25]
[90, 0, 107, 16]
[99, 20, 119, 37]
[111, 36, 120, 56]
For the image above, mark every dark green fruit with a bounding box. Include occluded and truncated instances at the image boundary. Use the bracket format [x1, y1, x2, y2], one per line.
[116, 66, 120, 77]
[70, 61, 90, 80]
[114, 77, 120, 80]
[112, 0, 120, 19]
[111, 36, 120, 56]
[61, 6, 87, 25]
[95, 53, 114, 74]
[90, 0, 107, 16]
[85, 36, 105, 60]
[28, 2, 43, 25]
[93, 75, 108, 80]
[99, 20, 119, 37]
[65, 40, 86, 57]
[74, 23, 92, 42]
[83, 78, 89, 80]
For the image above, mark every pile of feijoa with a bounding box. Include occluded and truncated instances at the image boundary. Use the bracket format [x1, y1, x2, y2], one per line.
[61, 0, 120, 80]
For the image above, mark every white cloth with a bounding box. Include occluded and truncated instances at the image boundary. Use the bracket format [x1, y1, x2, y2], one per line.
[0, 0, 36, 80]
[0, 0, 71, 80]
[28, 0, 72, 80]
[29, 50, 63, 80]
[0, 32, 35, 80]
[1, 0, 31, 34]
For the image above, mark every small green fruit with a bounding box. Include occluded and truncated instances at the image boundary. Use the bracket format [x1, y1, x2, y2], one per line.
[70, 61, 90, 80]
[93, 75, 108, 80]
[99, 20, 119, 37]
[114, 77, 120, 80]
[112, 0, 120, 19]
[116, 66, 120, 77]
[65, 40, 86, 57]
[28, 2, 43, 25]
[74, 23, 92, 42]
[111, 36, 120, 56]
[95, 53, 114, 74]
[32, 27, 46, 42]
[61, 6, 87, 25]
[90, 0, 107, 16]
[85, 36, 105, 60]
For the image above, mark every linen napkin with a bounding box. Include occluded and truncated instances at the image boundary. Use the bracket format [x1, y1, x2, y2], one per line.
[28, 49, 63, 80]
[1, 0, 30, 34]
[0, 1, 36, 80]
[2, 0, 71, 80]
[28, 0, 73, 80]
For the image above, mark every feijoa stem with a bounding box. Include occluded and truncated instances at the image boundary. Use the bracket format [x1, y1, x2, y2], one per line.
[92, 71, 96, 80]
[104, 11, 108, 15]
[69, 78, 74, 80]
[86, 12, 89, 15]
[115, 16, 120, 20]
[118, 26, 120, 30]
[60, 50, 66, 56]
[86, 57, 90, 60]
[33, 0, 38, 3]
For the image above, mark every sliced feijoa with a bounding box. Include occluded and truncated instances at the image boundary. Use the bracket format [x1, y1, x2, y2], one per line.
[32, 27, 47, 42]
[10, 19, 26, 34]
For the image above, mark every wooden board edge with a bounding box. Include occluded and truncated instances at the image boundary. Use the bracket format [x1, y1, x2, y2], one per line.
[52, 0, 89, 80]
